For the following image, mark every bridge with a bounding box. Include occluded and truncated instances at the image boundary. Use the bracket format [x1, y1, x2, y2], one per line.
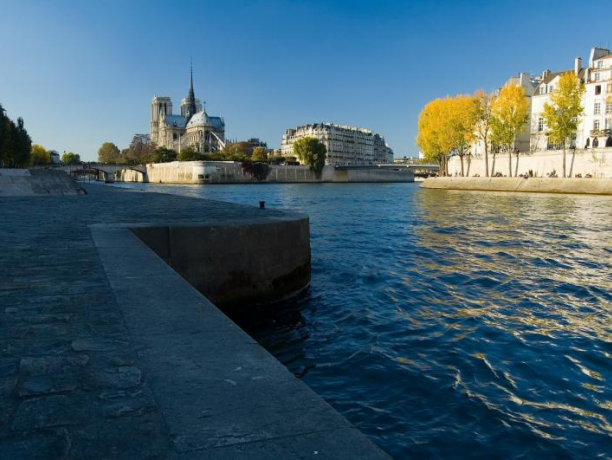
[60, 163, 147, 182]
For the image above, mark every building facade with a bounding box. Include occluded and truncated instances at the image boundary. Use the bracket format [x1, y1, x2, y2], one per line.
[530, 46, 612, 153]
[150, 67, 225, 153]
[280, 123, 393, 165]
[449, 46, 612, 178]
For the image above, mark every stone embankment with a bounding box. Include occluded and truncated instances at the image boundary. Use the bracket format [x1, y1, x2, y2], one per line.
[421, 176, 612, 195]
[118, 161, 414, 184]
[0, 169, 85, 196]
[0, 185, 389, 459]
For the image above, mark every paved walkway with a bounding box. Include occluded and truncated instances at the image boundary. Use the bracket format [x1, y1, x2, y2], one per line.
[0, 184, 389, 459]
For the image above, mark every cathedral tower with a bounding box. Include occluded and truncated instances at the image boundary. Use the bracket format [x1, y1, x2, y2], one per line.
[150, 96, 172, 145]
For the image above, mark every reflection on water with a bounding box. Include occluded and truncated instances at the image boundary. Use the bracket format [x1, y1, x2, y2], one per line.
[115, 182, 612, 458]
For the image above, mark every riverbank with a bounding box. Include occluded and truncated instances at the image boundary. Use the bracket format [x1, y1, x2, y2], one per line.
[115, 161, 414, 184]
[0, 169, 85, 196]
[0, 185, 389, 459]
[421, 176, 612, 195]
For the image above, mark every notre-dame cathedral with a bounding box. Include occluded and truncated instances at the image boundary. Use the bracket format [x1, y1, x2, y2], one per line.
[150, 66, 225, 152]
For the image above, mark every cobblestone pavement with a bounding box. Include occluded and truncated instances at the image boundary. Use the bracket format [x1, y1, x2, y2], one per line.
[0, 185, 287, 459]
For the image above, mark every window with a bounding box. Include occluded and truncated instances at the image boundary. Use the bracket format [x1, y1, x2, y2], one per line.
[608, 83, 612, 93]
[594, 120, 601, 130]
[549, 85, 554, 93]
[594, 137, 600, 147]
[607, 101, 612, 114]
[173, 133, 177, 140]
[606, 118, 612, 129]
[538, 117, 544, 132]
[595, 102, 601, 115]
[597, 60, 603, 69]
[596, 85, 602, 95]
[595, 72, 601, 82]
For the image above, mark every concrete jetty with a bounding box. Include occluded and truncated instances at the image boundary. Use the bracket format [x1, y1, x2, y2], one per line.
[422, 176, 612, 195]
[0, 184, 389, 459]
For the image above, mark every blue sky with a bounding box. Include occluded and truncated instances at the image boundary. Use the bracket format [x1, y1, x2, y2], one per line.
[1, 0, 611, 161]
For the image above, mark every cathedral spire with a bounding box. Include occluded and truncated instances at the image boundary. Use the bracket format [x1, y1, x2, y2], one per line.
[189, 60, 194, 97]
[185, 60, 197, 121]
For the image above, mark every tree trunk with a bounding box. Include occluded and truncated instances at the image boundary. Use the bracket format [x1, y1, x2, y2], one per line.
[562, 145, 567, 178]
[484, 142, 489, 177]
[460, 154, 464, 177]
[508, 148, 512, 177]
[515, 153, 519, 177]
[491, 154, 496, 177]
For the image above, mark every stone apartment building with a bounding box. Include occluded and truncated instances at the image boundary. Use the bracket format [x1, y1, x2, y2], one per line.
[450, 46, 612, 177]
[281, 123, 394, 165]
[529, 46, 612, 152]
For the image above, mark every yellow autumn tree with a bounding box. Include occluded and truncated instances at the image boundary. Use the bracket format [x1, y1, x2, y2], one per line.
[30, 144, 51, 166]
[417, 95, 478, 177]
[542, 72, 585, 177]
[474, 90, 496, 177]
[446, 95, 478, 177]
[416, 98, 454, 175]
[491, 84, 529, 177]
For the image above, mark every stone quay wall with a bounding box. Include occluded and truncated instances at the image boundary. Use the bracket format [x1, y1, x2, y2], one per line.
[422, 176, 612, 195]
[448, 148, 612, 179]
[130, 216, 311, 309]
[118, 161, 414, 184]
[0, 169, 85, 196]
[0, 185, 390, 459]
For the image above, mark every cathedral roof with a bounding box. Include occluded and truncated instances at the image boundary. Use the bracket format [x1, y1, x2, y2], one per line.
[164, 115, 187, 128]
[208, 116, 225, 130]
[186, 111, 210, 128]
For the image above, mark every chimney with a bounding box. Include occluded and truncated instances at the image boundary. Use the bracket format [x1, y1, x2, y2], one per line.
[575, 57, 582, 76]
[542, 69, 551, 80]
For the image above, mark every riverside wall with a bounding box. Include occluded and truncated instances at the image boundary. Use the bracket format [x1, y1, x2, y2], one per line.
[0, 185, 390, 458]
[0, 169, 85, 196]
[448, 148, 612, 179]
[130, 216, 311, 309]
[421, 176, 612, 195]
[118, 161, 414, 184]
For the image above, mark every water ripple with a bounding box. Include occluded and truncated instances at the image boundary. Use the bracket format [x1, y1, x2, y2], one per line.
[117, 182, 612, 459]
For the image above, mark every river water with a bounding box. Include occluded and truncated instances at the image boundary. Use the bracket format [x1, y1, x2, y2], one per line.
[116, 182, 612, 458]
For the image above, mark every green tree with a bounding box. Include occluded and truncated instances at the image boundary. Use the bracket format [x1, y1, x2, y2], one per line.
[268, 155, 284, 165]
[491, 84, 529, 177]
[542, 72, 585, 178]
[61, 152, 81, 165]
[202, 152, 226, 161]
[292, 137, 327, 176]
[221, 141, 253, 161]
[125, 134, 154, 164]
[177, 147, 201, 161]
[98, 142, 121, 164]
[0, 104, 32, 167]
[252, 146, 268, 162]
[30, 144, 51, 166]
[151, 146, 177, 163]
